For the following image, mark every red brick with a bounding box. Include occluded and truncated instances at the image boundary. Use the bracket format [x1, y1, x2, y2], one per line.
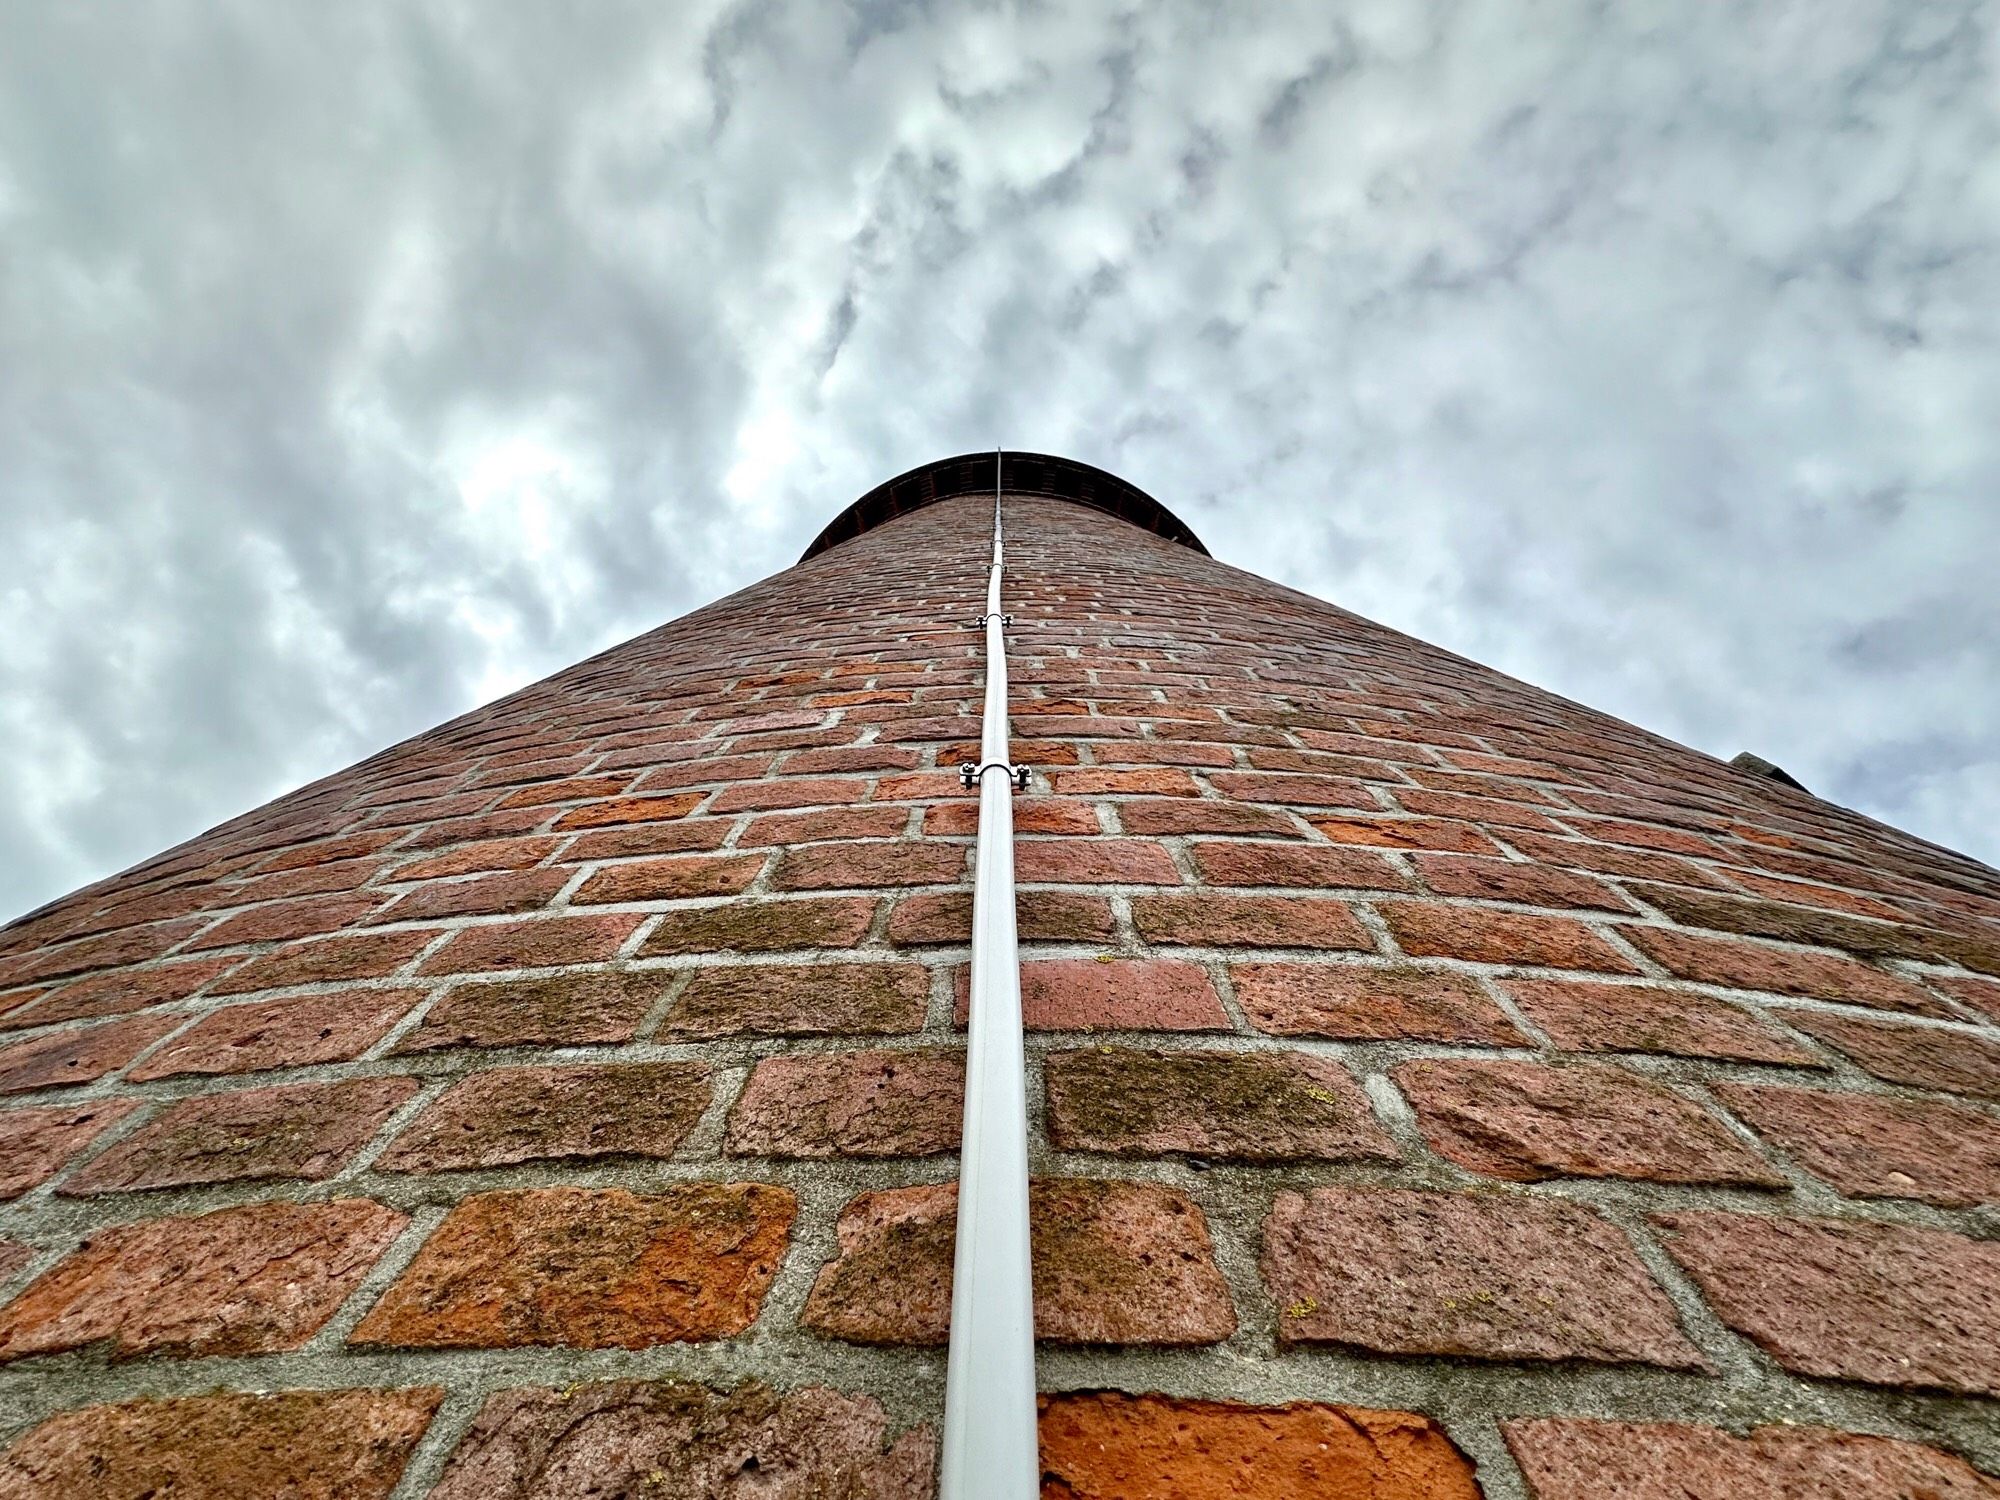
[1119, 800, 1304, 838]
[365, 868, 568, 923]
[632, 755, 774, 793]
[1505, 1417, 2000, 1500]
[873, 771, 968, 801]
[65, 1078, 418, 1194]
[1725, 869, 1913, 922]
[561, 819, 733, 860]
[1039, 1393, 1481, 1500]
[1192, 840, 1407, 890]
[496, 774, 629, 808]
[1014, 838, 1181, 884]
[1563, 816, 1728, 858]
[377, 1062, 711, 1173]
[571, 853, 767, 903]
[552, 793, 704, 830]
[349, 1185, 793, 1350]
[395, 807, 548, 850]
[1502, 975, 1820, 1065]
[1393, 789, 1567, 832]
[1263, 1187, 1704, 1369]
[0, 1199, 406, 1360]
[1412, 853, 1633, 912]
[1932, 971, 2000, 1022]
[1047, 1047, 1397, 1163]
[1233, 963, 1526, 1044]
[707, 776, 869, 813]
[726, 1049, 963, 1157]
[640, 896, 877, 955]
[1210, 771, 1375, 810]
[416, 913, 644, 973]
[129, 989, 422, 1079]
[396, 970, 671, 1051]
[0, 1101, 140, 1197]
[427, 1382, 935, 1500]
[389, 837, 562, 880]
[0, 918, 204, 988]
[1046, 768, 1200, 797]
[963, 958, 1229, 1032]
[1394, 1059, 1783, 1186]
[802, 1179, 1235, 1346]
[1505, 829, 1731, 888]
[924, 798, 1100, 835]
[1621, 925, 1948, 1016]
[0, 1014, 180, 1093]
[1308, 813, 1503, 854]
[740, 805, 908, 845]
[1782, 1010, 2000, 1099]
[0, 1387, 443, 1500]
[1380, 901, 1639, 972]
[887, 890, 1115, 945]
[0, 1240, 26, 1283]
[1717, 1082, 2000, 1207]
[1652, 1211, 2000, 1395]
[255, 831, 401, 872]
[1133, 894, 1373, 950]
[184, 893, 385, 950]
[785, 744, 923, 773]
[209, 928, 434, 994]
[772, 842, 965, 890]
[8, 957, 238, 1029]
[661, 963, 928, 1040]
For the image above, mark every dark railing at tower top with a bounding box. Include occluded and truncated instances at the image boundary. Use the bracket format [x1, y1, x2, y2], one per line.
[799, 450, 1209, 562]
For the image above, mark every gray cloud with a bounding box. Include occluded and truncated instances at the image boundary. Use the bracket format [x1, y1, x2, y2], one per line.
[2, 0, 1996, 919]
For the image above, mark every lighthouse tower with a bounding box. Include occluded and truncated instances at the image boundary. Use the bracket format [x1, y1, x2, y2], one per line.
[0, 454, 1995, 1498]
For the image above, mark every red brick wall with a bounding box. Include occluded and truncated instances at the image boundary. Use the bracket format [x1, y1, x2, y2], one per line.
[1, 490, 1997, 1498]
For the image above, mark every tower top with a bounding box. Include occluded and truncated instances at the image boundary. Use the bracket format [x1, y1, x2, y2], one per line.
[800, 449, 1208, 561]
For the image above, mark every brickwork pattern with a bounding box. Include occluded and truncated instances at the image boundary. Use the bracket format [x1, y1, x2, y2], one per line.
[1, 491, 1997, 1496]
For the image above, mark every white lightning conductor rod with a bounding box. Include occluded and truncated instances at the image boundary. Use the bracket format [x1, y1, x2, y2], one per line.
[939, 450, 1038, 1499]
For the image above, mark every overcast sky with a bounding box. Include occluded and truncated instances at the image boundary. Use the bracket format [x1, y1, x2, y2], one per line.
[2, 1, 1996, 922]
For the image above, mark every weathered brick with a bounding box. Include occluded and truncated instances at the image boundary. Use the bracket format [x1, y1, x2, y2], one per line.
[1380, 901, 1639, 972]
[924, 798, 1099, 836]
[707, 776, 869, 813]
[130, 989, 422, 1079]
[349, 1185, 793, 1350]
[0, 1101, 140, 1197]
[427, 1381, 934, 1500]
[552, 793, 705, 830]
[1652, 1211, 2000, 1395]
[571, 853, 767, 903]
[772, 842, 965, 890]
[1308, 813, 1503, 854]
[0, 1387, 443, 1500]
[1783, 1011, 2000, 1100]
[1502, 975, 1819, 1065]
[1563, 816, 1726, 858]
[739, 805, 908, 846]
[0, 1014, 180, 1093]
[1505, 830, 1731, 888]
[208, 928, 433, 994]
[561, 819, 733, 860]
[727, 1049, 962, 1157]
[1394, 1059, 1783, 1187]
[415, 913, 644, 974]
[1412, 853, 1633, 912]
[365, 868, 567, 924]
[1504, 1417, 2000, 1500]
[395, 971, 672, 1052]
[1133, 894, 1373, 950]
[887, 889, 1114, 946]
[1718, 1082, 2000, 1207]
[640, 896, 877, 955]
[1620, 926, 1947, 1015]
[389, 835, 562, 880]
[377, 1062, 710, 1173]
[1263, 1187, 1704, 1369]
[633, 755, 774, 794]
[1047, 768, 1201, 797]
[661, 963, 928, 1039]
[1039, 1393, 1481, 1500]
[966, 958, 1230, 1031]
[65, 1077, 419, 1194]
[1394, 789, 1567, 832]
[8, 957, 236, 1029]
[1014, 838, 1181, 885]
[495, 774, 628, 808]
[1233, 963, 1526, 1044]
[0, 1199, 405, 1360]
[1192, 841, 1408, 890]
[1047, 1047, 1398, 1163]
[1932, 971, 2000, 1022]
[802, 1179, 1234, 1345]
[0, 1240, 27, 1284]
[1114, 801, 1300, 840]
[184, 893, 385, 950]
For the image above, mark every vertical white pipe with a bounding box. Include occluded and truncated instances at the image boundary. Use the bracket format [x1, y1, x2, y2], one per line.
[938, 456, 1037, 1499]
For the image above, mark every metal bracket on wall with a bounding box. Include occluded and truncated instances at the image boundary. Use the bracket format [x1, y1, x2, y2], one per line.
[960, 761, 1030, 791]
[963, 612, 1014, 630]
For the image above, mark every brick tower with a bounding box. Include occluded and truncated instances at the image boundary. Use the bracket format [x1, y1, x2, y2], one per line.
[1, 453, 1996, 1498]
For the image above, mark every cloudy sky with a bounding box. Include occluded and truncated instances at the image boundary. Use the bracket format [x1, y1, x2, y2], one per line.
[2, 0, 1996, 922]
